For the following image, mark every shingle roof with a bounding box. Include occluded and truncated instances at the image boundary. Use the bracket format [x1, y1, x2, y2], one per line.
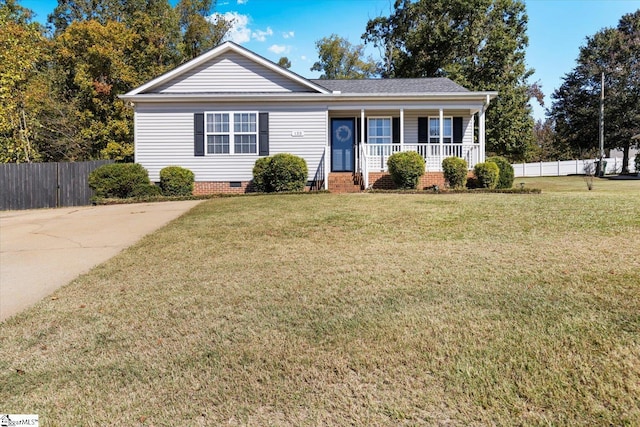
[309, 78, 469, 94]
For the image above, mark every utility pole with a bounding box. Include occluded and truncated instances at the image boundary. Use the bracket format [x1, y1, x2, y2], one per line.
[599, 72, 605, 160]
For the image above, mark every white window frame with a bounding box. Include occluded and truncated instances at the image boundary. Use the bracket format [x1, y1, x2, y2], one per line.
[367, 116, 392, 145]
[205, 111, 259, 155]
[428, 116, 453, 144]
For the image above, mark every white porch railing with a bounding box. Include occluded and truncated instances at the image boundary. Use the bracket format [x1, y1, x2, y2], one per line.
[364, 143, 480, 172]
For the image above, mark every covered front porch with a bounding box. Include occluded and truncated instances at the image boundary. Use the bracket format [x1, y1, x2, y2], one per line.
[322, 103, 489, 190]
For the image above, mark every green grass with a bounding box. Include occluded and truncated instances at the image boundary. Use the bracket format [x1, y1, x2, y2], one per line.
[1, 177, 639, 425]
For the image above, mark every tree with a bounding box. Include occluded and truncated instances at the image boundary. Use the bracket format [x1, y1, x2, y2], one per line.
[277, 56, 291, 69]
[48, 0, 124, 34]
[311, 34, 377, 79]
[532, 118, 572, 161]
[177, 0, 231, 60]
[0, 0, 47, 162]
[52, 19, 139, 160]
[549, 11, 640, 172]
[363, 0, 537, 161]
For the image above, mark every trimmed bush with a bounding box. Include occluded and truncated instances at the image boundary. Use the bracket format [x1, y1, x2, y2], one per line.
[160, 166, 195, 196]
[387, 151, 426, 189]
[442, 157, 468, 189]
[252, 153, 308, 192]
[635, 151, 640, 173]
[473, 161, 500, 189]
[252, 156, 271, 192]
[486, 156, 514, 189]
[88, 163, 153, 198]
[132, 184, 162, 197]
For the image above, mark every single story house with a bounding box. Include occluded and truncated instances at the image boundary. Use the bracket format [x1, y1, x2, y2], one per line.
[121, 41, 497, 193]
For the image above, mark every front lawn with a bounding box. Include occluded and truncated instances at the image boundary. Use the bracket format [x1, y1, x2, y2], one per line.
[1, 179, 639, 425]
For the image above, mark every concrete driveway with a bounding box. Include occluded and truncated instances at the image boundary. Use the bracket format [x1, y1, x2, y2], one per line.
[0, 200, 202, 321]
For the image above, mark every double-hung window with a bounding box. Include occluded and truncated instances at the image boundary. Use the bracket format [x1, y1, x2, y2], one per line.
[368, 117, 392, 144]
[205, 112, 258, 154]
[429, 117, 452, 143]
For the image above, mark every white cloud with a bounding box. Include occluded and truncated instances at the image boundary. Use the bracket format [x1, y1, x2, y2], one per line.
[212, 11, 251, 44]
[283, 31, 295, 39]
[268, 44, 289, 54]
[300, 55, 307, 61]
[252, 27, 273, 42]
[237, 0, 248, 4]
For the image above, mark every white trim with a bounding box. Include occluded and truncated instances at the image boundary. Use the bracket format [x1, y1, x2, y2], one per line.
[121, 92, 499, 103]
[360, 109, 365, 144]
[124, 41, 330, 96]
[204, 111, 259, 155]
[399, 108, 404, 147]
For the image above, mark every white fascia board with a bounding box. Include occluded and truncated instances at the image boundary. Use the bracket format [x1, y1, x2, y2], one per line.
[119, 91, 498, 104]
[123, 41, 330, 96]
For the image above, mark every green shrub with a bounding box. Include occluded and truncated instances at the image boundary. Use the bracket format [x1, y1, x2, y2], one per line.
[387, 151, 426, 189]
[159, 166, 195, 196]
[473, 161, 500, 189]
[88, 163, 152, 198]
[132, 184, 162, 198]
[486, 156, 514, 189]
[252, 156, 271, 192]
[635, 151, 640, 173]
[252, 153, 308, 192]
[442, 157, 468, 189]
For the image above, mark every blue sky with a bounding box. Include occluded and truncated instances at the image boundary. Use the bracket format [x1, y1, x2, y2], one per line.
[20, 0, 640, 121]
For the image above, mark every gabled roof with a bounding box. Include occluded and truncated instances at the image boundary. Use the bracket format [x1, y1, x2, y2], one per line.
[311, 78, 469, 94]
[124, 41, 331, 96]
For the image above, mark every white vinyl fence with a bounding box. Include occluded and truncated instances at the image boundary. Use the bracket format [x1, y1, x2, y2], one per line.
[512, 158, 637, 178]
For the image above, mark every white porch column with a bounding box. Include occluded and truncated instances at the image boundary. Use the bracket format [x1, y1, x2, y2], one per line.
[439, 108, 444, 167]
[361, 109, 365, 144]
[324, 109, 329, 189]
[479, 104, 486, 164]
[399, 108, 404, 151]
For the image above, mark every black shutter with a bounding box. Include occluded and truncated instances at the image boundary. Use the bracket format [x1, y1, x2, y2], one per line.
[194, 113, 204, 156]
[453, 117, 463, 143]
[392, 117, 400, 143]
[418, 117, 428, 143]
[356, 117, 368, 143]
[259, 112, 269, 156]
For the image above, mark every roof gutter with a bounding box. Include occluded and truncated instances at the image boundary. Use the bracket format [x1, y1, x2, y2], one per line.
[119, 91, 499, 103]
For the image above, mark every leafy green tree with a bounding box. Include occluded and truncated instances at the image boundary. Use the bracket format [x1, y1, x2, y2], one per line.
[363, 0, 537, 161]
[277, 56, 291, 69]
[311, 34, 377, 79]
[53, 19, 139, 159]
[550, 11, 640, 172]
[0, 0, 47, 162]
[48, 0, 123, 34]
[126, 0, 181, 82]
[177, 0, 230, 60]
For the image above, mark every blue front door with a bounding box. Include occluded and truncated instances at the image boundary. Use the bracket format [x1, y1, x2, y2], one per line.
[331, 119, 354, 172]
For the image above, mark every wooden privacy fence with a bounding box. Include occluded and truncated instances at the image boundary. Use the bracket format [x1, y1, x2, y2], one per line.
[0, 160, 113, 210]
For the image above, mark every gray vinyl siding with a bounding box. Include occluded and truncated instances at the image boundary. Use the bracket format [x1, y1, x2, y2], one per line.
[135, 102, 327, 182]
[153, 52, 312, 93]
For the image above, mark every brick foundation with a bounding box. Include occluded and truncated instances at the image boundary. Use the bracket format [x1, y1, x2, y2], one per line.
[193, 181, 253, 195]
[368, 172, 446, 190]
[193, 181, 315, 195]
